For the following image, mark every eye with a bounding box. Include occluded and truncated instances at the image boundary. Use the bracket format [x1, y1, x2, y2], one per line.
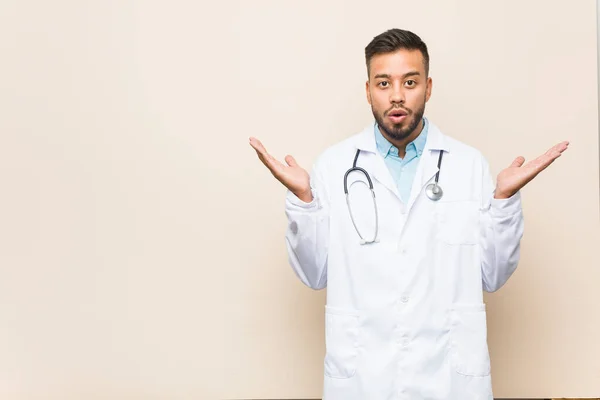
[378, 81, 389, 88]
[405, 80, 416, 87]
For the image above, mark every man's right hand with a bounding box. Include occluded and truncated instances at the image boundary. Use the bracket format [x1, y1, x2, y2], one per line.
[249, 137, 313, 203]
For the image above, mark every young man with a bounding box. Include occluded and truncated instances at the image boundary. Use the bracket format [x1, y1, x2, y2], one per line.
[250, 28, 568, 400]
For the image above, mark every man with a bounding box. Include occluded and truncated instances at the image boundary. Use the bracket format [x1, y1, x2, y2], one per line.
[249, 28, 568, 400]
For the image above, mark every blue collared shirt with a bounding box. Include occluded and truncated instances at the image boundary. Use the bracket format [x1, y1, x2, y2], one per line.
[375, 118, 429, 203]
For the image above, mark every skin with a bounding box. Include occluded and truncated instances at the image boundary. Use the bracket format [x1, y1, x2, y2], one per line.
[366, 49, 431, 158]
[249, 48, 569, 202]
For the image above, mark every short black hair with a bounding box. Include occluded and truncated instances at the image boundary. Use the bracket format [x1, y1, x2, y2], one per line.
[365, 28, 430, 77]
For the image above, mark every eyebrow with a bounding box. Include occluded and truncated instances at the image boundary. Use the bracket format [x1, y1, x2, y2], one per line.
[374, 71, 421, 80]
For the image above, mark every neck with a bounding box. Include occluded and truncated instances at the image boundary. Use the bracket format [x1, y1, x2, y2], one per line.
[380, 119, 424, 158]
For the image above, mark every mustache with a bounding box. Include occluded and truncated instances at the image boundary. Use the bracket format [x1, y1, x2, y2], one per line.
[384, 106, 412, 116]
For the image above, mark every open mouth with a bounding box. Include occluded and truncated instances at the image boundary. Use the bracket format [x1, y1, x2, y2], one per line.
[387, 109, 408, 123]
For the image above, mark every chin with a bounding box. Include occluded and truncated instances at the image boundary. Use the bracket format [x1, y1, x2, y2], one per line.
[390, 131, 411, 141]
[385, 124, 412, 140]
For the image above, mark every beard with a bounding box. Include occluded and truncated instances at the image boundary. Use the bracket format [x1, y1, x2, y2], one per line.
[372, 99, 426, 141]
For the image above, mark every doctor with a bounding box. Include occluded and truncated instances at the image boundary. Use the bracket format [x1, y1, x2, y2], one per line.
[249, 28, 568, 400]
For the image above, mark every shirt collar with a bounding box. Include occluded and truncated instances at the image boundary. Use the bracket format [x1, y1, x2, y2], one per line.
[374, 117, 429, 158]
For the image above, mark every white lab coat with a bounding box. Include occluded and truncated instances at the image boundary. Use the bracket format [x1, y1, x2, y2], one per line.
[284, 120, 524, 400]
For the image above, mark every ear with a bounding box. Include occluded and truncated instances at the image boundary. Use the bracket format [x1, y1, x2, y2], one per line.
[425, 77, 433, 102]
[365, 80, 372, 105]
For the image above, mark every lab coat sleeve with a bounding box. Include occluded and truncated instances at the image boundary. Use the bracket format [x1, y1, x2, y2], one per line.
[479, 156, 525, 292]
[284, 162, 330, 290]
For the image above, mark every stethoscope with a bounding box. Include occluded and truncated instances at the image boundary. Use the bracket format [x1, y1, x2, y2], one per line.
[343, 148, 445, 245]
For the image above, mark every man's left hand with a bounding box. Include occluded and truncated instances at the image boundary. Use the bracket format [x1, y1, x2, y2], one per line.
[494, 141, 570, 199]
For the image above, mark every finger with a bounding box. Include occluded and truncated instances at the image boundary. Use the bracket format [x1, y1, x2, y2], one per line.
[525, 141, 568, 170]
[249, 137, 276, 166]
[266, 153, 286, 172]
[510, 156, 525, 168]
[250, 143, 269, 165]
[249, 137, 269, 157]
[261, 152, 285, 173]
[556, 141, 569, 153]
[285, 155, 298, 167]
[529, 152, 561, 172]
[250, 143, 287, 177]
[542, 141, 570, 163]
[545, 141, 569, 157]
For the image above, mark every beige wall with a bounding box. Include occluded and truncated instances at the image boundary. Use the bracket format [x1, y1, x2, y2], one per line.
[0, 1, 598, 399]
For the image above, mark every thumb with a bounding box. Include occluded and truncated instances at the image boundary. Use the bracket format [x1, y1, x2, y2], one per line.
[509, 156, 525, 168]
[285, 155, 299, 167]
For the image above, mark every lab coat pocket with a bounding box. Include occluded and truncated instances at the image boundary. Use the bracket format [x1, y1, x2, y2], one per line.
[436, 200, 479, 245]
[324, 306, 359, 379]
[450, 303, 491, 377]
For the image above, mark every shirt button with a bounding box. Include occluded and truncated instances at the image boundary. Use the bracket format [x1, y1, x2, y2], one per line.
[400, 295, 409, 303]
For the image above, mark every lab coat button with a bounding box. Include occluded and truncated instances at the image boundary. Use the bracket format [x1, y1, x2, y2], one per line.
[400, 295, 409, 303]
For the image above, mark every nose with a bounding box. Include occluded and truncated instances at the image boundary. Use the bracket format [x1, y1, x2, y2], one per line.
[389, 83, 405, 104]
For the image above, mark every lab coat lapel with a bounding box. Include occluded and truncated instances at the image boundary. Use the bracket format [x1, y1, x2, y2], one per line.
[407, 122, 450, 210]
[353, 124, 400, 199]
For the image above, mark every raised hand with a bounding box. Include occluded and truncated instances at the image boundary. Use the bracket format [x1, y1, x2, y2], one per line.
[495, 141, 569, 199]
[249, 137, 313, 202]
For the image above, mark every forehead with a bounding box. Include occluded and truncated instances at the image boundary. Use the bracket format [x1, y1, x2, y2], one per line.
[369, 49, 425, 78]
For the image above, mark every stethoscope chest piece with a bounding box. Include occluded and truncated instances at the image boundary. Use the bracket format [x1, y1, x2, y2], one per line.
[425, 183, 443, 201]
[425, 149, 445, 201]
